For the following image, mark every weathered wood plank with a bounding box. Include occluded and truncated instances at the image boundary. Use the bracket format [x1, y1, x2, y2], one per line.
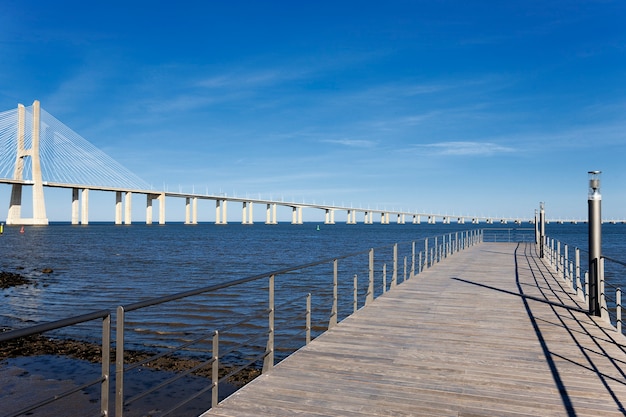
[201, 242, 626, 416]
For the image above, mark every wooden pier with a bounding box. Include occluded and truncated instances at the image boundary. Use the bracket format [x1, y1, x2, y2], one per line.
[202, 242, 626, 416]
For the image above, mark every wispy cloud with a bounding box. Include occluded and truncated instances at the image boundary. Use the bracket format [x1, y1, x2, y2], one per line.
[413, 141, 516, 156]
[320, 138, 377, 148]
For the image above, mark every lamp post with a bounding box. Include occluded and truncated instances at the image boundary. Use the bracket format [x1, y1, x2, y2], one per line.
[588, 171, 602, 316]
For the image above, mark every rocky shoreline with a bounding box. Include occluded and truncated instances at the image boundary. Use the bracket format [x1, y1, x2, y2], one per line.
[0, 269, 261, 386]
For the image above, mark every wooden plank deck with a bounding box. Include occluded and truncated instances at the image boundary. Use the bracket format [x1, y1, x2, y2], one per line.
[201, 242, 626, 416]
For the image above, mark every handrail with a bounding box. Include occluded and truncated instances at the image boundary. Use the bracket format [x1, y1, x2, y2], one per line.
[542, 235, 626, 335]
[0, 310, 111, 417]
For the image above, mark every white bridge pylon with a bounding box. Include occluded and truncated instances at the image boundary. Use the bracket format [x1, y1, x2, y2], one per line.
[0, 101, 535, 226]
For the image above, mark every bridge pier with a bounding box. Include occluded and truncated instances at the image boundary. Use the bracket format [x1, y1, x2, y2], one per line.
[71, 188, 89, 225]
[81, 189, 89, 225]
[242, 202, 253, 224]
[184, 197, 197, 225]
[265, 203, 277, 225]
[347, 209, 356, 225]
[324, 209, 335, 225]
[291, 206, 303, 224]
[124, 192, 132, 225]
[215, 200, 228, 224]
[115, 192, 122, 224]
[72, 188, 79, 225]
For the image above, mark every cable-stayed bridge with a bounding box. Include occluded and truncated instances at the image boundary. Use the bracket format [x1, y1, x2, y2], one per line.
[0, 101, 585, 226]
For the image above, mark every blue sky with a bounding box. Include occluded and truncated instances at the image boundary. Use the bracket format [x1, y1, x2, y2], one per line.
[1, 1, 626, 222]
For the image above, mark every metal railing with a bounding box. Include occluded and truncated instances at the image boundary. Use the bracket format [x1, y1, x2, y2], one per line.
[2, 229, 483, 417]
[482, 227, 535, 243]
[0, 310, 111, 417]
[542, 236, 626, 335]
[599, 256, 626, 333]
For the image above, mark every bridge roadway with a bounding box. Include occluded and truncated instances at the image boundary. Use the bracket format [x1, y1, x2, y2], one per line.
[202, 242, 626, 417]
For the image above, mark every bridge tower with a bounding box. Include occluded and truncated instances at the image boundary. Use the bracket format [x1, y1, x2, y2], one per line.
[6, 100, 48, 225]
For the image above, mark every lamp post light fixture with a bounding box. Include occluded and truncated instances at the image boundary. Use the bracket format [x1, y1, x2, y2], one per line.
[588, 170, 602, 316]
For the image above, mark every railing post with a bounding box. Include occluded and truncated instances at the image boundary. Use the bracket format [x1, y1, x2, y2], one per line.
[588, 171, 602, 316]
[382, 264, 387, 293]
[403, 256, 407, 283]
[329, 259, 338, 327]
[367, 249, 374, 304]
[600, 258, 609, 322]
[556, 241, 561, 275]
[539, 202, 546, 258]
[576, 248, 584, 299]
[263, 274, 275, 373]
[353, 274, 358, 313]
[115, 306, 126, 417]
[434, 237, 438, 263]
[585, 271, 589, 306]
[391, 244, 398, 287]
[306, 293, 311, 345]
[617, 288, 622, 334]
[410, 241, 416, 279]
[101, 313, 111, 417]
[211, 331, 219, 408]
[424, 238, 429, 269]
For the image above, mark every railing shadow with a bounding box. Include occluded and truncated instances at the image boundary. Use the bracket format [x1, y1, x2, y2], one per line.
[452, 241, 626, 416]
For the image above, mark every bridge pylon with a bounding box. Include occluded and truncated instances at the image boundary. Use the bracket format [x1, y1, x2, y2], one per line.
[6, 100, 48, 225]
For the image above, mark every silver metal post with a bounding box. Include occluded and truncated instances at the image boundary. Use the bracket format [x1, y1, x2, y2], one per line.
[329, 259, 338, 327]
[367, 249, 374, 304]
[101, 313, 111, 417]
[306, 293, 311, 344]
[617, 288, 622, 334]
[353, 274, 358, 313]
[588, 171, 602, 316]
[424, 238, 429, 269]
[392, 244, 398, 287]
[411, 241, 415, 279]
[211, 331, 219, 408]
[539, 202, 546, 258]
[263, 274, 275, 372]
[115, 306, 126, 417]
[534, 209, 539, 245]
[382, 264, 387, 293]
[403, 256, 407, 283]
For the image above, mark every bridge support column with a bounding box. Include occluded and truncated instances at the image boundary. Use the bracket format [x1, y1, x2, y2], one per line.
[265, 203, 277, 224]
[147, 194, 155, 225]
[291, 207, 303, 225]
[124, 192, 132, 225]
[242, 202, 254, 224]
[184, 196, 197, 225]
[72, 188, 79, 225]
[324, 209, 335, 224]
[191, 197, 197, 224]
[347, 209, 356, 225]
[216, 200, 228, 224]
[80, 189, 89, 225]
[159, 193, 166, 225]
[184, 197, 191, 225]
[115, 192, 122, 224]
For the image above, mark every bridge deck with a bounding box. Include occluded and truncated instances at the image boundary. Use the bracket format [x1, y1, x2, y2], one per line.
[202, 242, 626, 417]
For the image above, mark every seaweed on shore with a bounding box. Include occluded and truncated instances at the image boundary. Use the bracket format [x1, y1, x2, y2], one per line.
[0, 330, 260, 386]
[0, 271, 32, 289]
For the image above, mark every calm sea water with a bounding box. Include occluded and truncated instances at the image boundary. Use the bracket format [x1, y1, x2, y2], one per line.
[1, 221, 625, 353]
